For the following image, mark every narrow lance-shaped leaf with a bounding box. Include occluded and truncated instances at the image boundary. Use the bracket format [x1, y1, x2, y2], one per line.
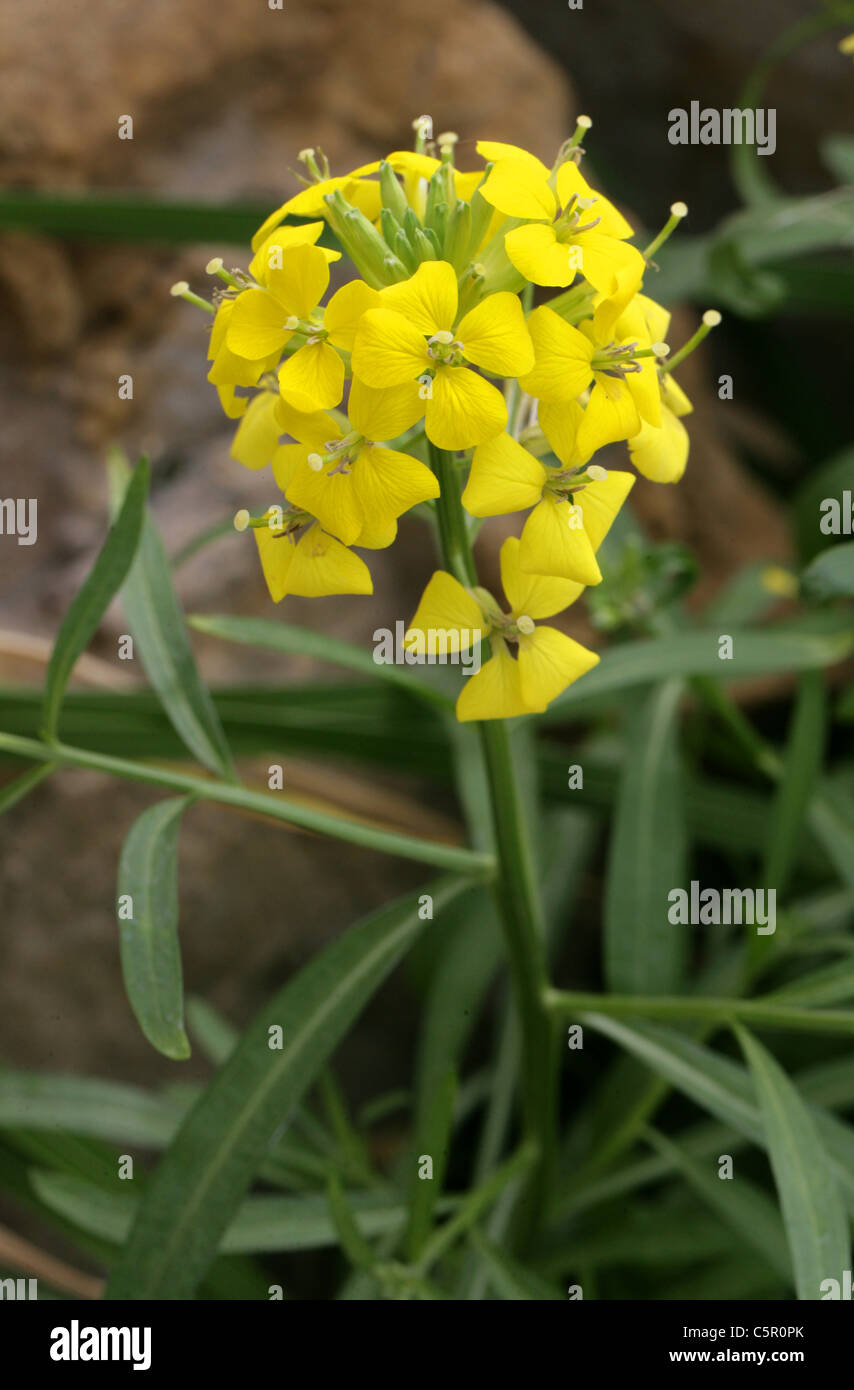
[604, 679, 687, 995]
[108, 453, 236, 781]
[105, 876, 468, 1300]
[543, 621, 854, 720]
[763, 671, 826, 898]
[188, 614, 454, 712]
[406, 1067, 457, 1261]
[43, 457, 149, 739]
[735, 1025, 850, 1302]
[643, 1126, 791, 1283]
[117, 796, 193, 1061]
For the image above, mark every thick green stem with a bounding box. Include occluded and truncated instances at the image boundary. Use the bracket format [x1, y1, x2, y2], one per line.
[427, 442, 557, 1228]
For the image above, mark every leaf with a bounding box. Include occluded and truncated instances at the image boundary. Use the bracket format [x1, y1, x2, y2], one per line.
[0, 1073, 182, 1147]
[117, 796, 192, 1060]
[793, 448, 854, 562]
[821, 134, 854, 185]
[0, 683, 452, 778]
[542, 622, 854, 721]
[0, 762, 55, 815]
[406, 1068, 457, 1260]
[30, 1171, 417, 1253]
[736, 1026, 850, 1301]
[707, 238, 785, 316]
[802, 542, 854, 599]
[108, 454, 236, 781]
[467, 1227, 563, 1300]
[644, 1127, 791, 1282]
[326, 1174, 377, 1270]
[0, 727, 491, 874]
[0, 192, 333, 247]
[43, 457, 149, 739]
[584, 1015, 854, 1214]
[809, 782, 854, 894]
[604, 680, 686, 995]
[763, 672, 826, 897]
[188, 614, 454, 712]
[105, 877, 467, 1299]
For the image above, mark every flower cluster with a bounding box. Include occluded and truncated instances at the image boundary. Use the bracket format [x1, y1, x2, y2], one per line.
[175, 116, 719, 720]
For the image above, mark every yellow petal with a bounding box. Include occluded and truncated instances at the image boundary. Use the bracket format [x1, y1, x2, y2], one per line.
[517, 625, 599, 709]
[248, 221, 340, 283]
[379, 260, 458, 336]
[662, 374, 693, 418]
[456, 641, 530, 722]
[351, 308, 430, 388]
[347, 378, 424, 441]
[278, 341, 345, 413]
[284, 455, 365, 546]
[323, 279, 383, 352]
[628, 408, 689, 483]
[626, 355, 662, 429]
[571, 230, 638, 298]
[462, 433, 546, 516]
[426, 366, 507, 450]
[479, 158, 556, 220]
[592, 245, 646, 338]
[457, 292, 535, 376]
[354, 516, 398, 549]
[519, 495, 602, 585]
[635, 292, 671, 345]
[264, 243, 331, 321]
[538, 399, 589, 467]
[353, 446, 440, 526]
[555, 162, 634, 239]
[216, 384, 248, 419]
[517, 306, 594, 404]
[407, 571, 485, 653]
[226, 288, 290, 361]
[476, 141, 550, 174]
[500, 535, 584, 619]
[504, 222, 581, 288]
[284, 525, 373, 597]
[577, 470, 636, 549]
[251, 173, 381, 246]
[274, 397, 338, 449]
[230, 392, 281, 471]
[576, 379, 641, 456]
[271, 442, 311, 493]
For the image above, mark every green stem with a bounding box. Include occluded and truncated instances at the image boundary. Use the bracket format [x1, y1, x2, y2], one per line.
[427, 442, 557, 1230]
[544, 988, 854, 1037]
[0, 731, 493, 876]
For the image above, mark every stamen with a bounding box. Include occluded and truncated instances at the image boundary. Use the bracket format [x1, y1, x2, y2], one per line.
[661, 309, 721, 374]
[516, 615, 535, 635]
[170, 281, 215, 315]
[643, 201, 689, 262]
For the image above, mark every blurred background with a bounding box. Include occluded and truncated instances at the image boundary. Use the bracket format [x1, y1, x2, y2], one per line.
[0, 0, 852, 1275]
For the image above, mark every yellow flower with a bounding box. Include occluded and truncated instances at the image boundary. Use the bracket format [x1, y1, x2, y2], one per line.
[250, 165, 383, 250]
[627, 373, 693, 483]
[206, 299, 278, 419]
[229, 390, 282, 470]
[477, 141, 644, 295]
[271, 380, 437, 547]
[463, 420, 635, 585]
[226, 245, 381, 412]
[406, 537, 598, 721]
[252, 505, 373, 602]
[351, 260, 534, 450]
[518, 303, 661, 457]
[248, 219, 340, 283]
